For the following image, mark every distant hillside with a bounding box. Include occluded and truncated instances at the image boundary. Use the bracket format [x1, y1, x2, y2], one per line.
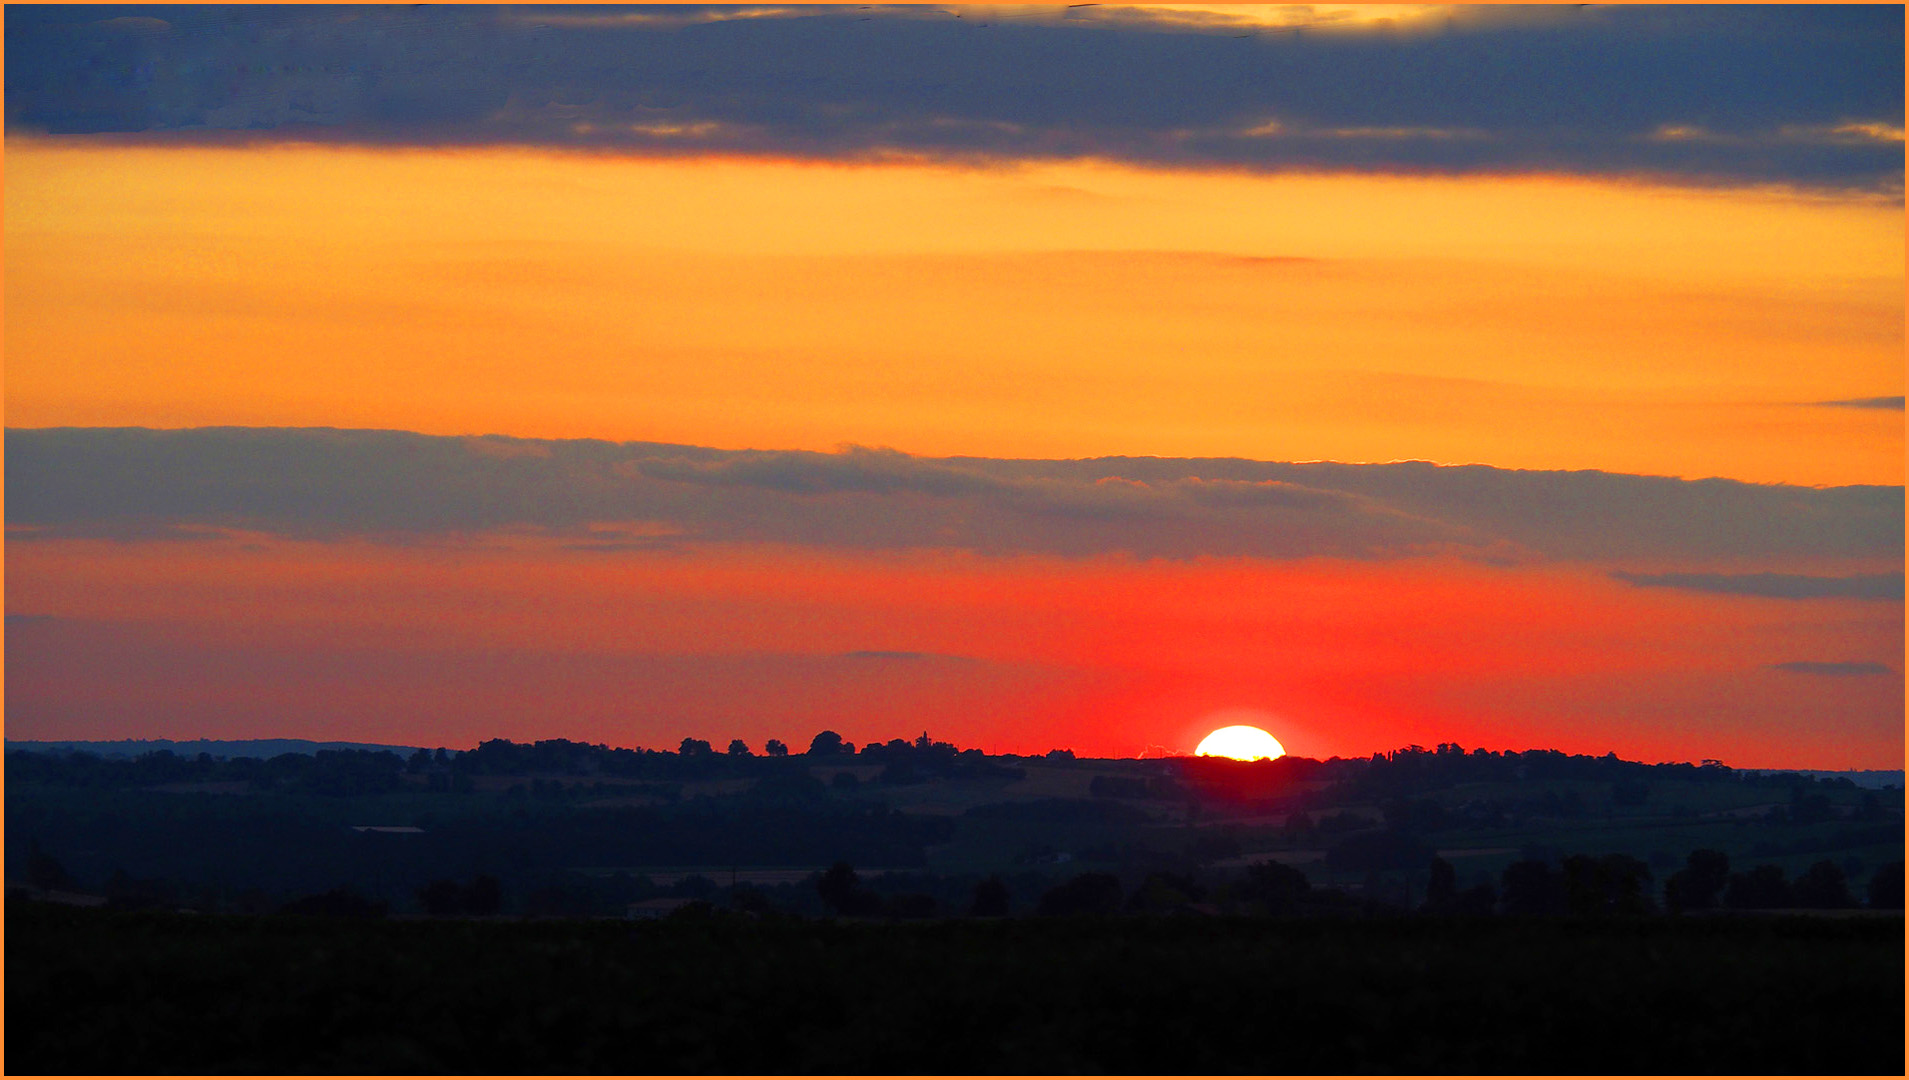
[1743, 769, 1904, 790]
[6, 740, 1902, 787]
[5, 738, 424, 760]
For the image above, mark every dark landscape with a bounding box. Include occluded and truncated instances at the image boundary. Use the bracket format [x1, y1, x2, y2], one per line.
[8, 736, 1903, 1073]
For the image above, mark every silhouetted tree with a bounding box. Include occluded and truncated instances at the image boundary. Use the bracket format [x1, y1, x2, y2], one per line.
[1791, 860, 1854, 909]
[1037, 872, 1122, 916]
[1601, 853, 1655, 915]
[1665, 849, 1729, 913]
[970, 875, 1010, 917]
[1561, 854, 1654, 916]
[1501, 859, 1565, 916]
[808, 731, 847, 756]
[765, 739, 789, 757]
[1129, 871, 1205, 913]
[817, 861, 859, 910]
[816, 861, 881, 916]
[1423, 857, 1457, 911]
[1867, 862, 1903, 909]
[463, 874, 503, 916]
[679, 737, 713, 756]
[1235, 860, 1311, 915]
[25, 842, 75, 892]
[727, 739, 752, 757]
[420, 878, 463, 915]
[1724, 864, 1792, 909]
[1560, 857, 1601, 913]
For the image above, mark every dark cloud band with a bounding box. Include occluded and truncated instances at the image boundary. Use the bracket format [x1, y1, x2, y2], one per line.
[1612, 570, 1904, 601]
[6, 426, 1901, 565]
[1770, 661, 1895, 676]
[5, 4, 1901, 190]
[1810, 396, 1906, 411]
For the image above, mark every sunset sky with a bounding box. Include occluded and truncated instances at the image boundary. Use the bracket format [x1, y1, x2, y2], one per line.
[5, 4, 1902, 767]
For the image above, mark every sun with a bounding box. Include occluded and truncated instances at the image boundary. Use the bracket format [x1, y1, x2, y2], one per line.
[1195, 724, 1286, 761]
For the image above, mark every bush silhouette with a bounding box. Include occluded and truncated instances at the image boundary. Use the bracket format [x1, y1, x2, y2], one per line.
[1867, 862, 1904, 909]
[970, 875, 1010, 917]
[1791, 861, 1854, 909]
[1724, 865, 1792, 910]
[817, 862, 882, 917]
[1665, 849, 1729, 913]
[1037, 873, 1122, 916]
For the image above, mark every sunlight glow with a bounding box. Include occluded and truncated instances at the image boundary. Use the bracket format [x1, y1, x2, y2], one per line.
[1195, 724, 1287, 761]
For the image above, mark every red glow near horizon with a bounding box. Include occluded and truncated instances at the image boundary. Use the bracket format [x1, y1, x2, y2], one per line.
[5, 533, 1899, 769]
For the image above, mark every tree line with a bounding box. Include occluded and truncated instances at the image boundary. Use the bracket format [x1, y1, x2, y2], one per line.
[799, 849, 1904, 922]
[11, 736, 1892, 795]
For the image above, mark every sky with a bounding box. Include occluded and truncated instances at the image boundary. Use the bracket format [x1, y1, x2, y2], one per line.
[4, 4, 1903, 767]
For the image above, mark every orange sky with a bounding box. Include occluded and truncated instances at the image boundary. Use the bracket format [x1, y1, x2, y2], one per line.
[4, 129, 1901, 768]
[7, 142, 1901, 485]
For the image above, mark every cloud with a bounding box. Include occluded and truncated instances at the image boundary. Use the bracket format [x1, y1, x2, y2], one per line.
[93, 16, 172, 35]
[5, 613, 58, 627]
[634, 446, 1007, 499]
[6, 427, 1901, 566]
[1809, 396, 1905, 411]
[840, 650, 978, 663]
[4, 5, 1900, 191]
[1611, 571, 1904, 601]
[1769, 661, 1895, 677]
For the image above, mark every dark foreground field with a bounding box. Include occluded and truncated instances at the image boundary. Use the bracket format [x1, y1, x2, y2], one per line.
[8, 901, 1901, 1074]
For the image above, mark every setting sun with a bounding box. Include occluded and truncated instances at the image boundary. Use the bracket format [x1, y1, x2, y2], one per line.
[1195, 725, 1287, 761]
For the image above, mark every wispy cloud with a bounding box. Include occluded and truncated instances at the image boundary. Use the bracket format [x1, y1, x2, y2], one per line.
[7, 427, 1901, 565]
[5, 5, 1899, 190]
[1612, 571, 1904, 601]
[1809, 396, 1905, 411]
[1770, 660, 1895, 677]
[840, 650, 979, 663]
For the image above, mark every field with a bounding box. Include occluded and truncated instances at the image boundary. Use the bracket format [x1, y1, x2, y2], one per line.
[7, 744, 1901, 919]
[8, 900, 1900, 1074]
